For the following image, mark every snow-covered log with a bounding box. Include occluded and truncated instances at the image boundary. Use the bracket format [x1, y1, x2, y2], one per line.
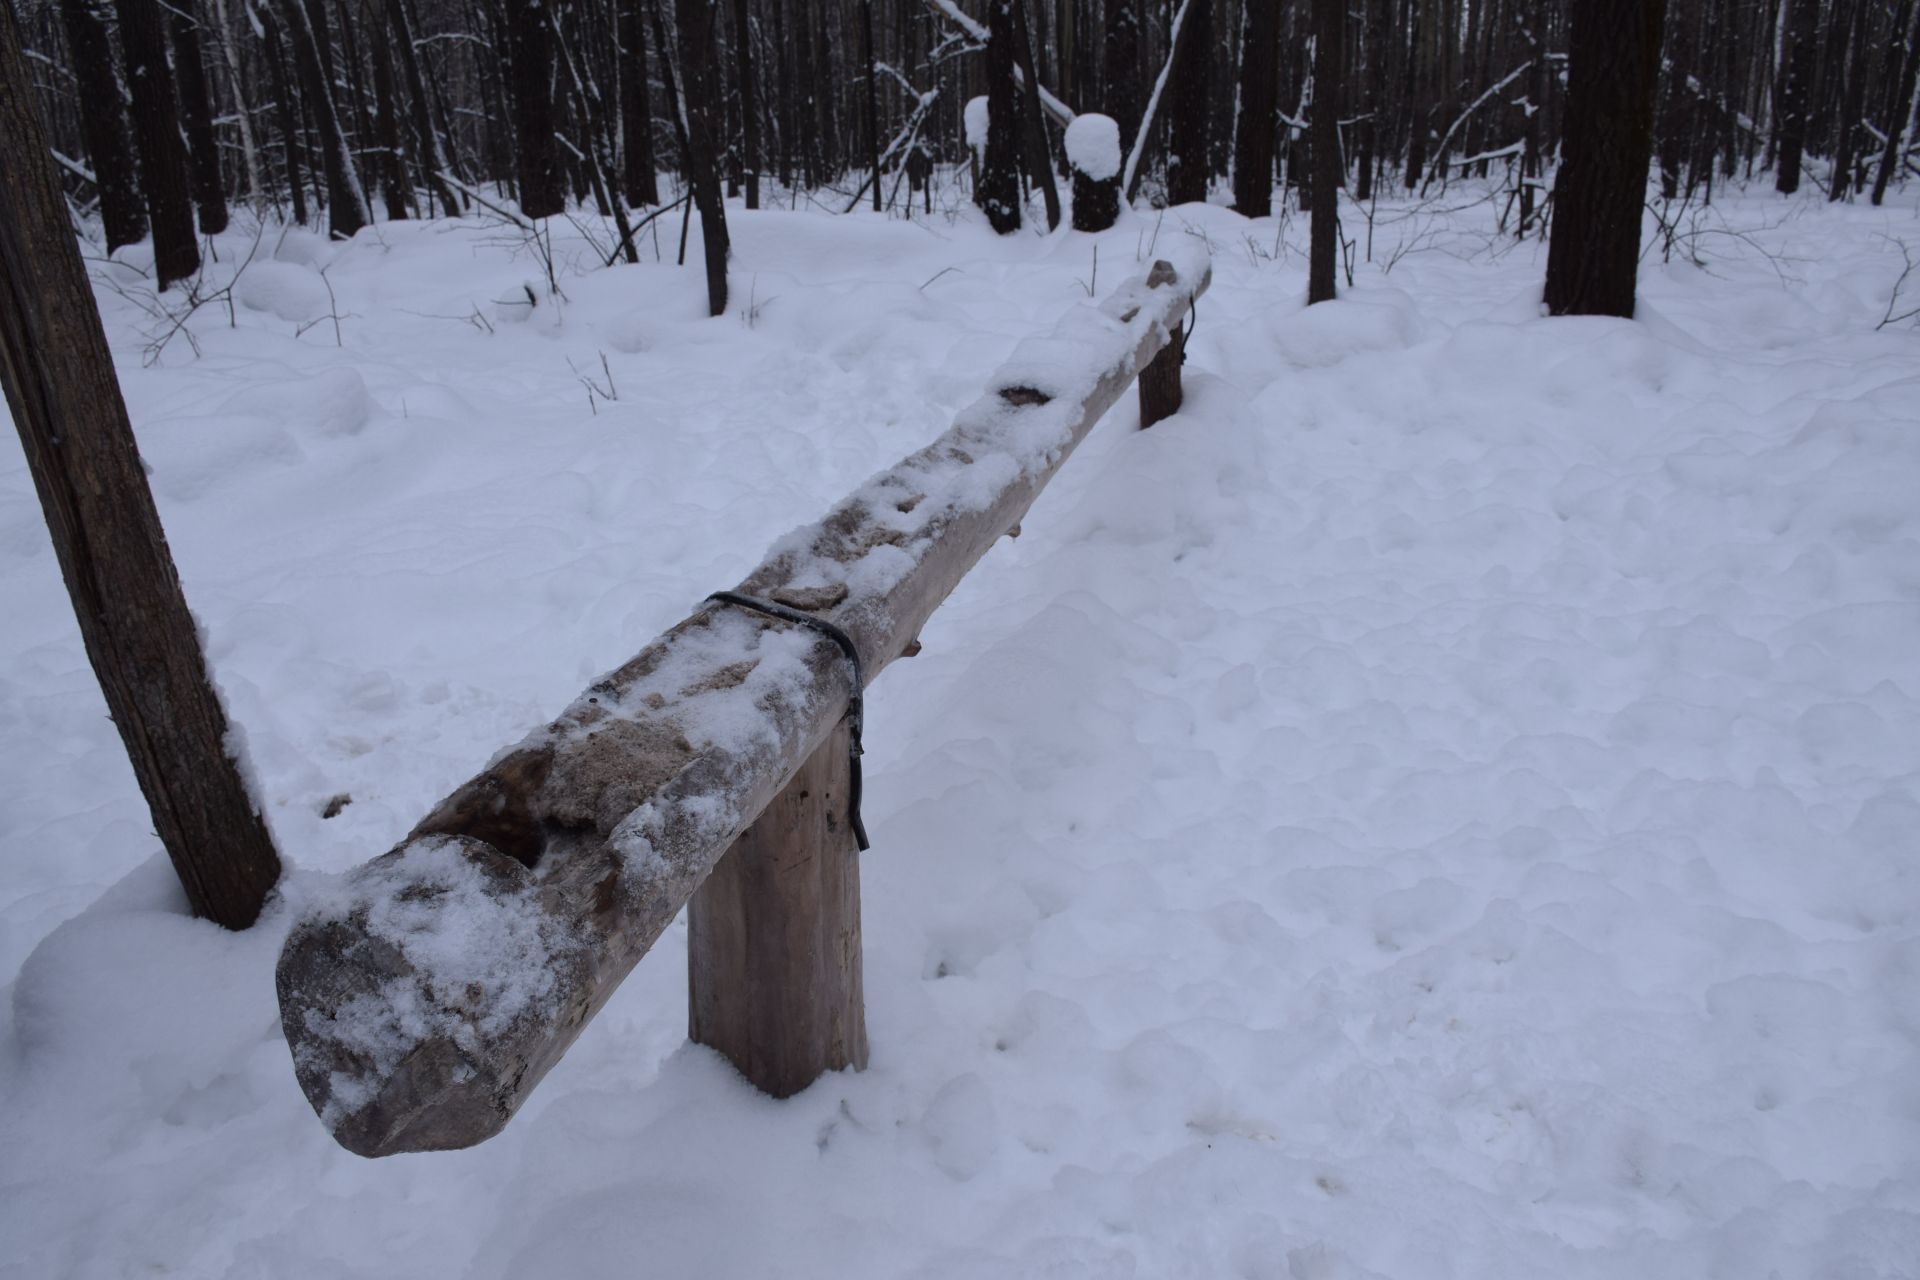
[276, 251, 1212, 1157]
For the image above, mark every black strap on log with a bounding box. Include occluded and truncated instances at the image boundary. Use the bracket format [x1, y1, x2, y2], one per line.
[705, 591, 871, 851]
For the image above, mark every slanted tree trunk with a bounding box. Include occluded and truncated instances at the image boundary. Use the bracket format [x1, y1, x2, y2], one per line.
[386, 0, 460, 215]
[1774, 0, 1818, 192]
[982, 0, 1023, 232]
[114, 0, 200, 287]
[507, 0, 565, 217]
[57, 0, 147, 253]
[1012, 0, 1060, 229]
[1544, 0, 1669, 317]
[677, 0, 731, 313]
[1233, 0, 1279, 215]
[0, 4, 283, 930]
[1165, 0, 1211, 204]
[169, 0, 230, 235]
[1872, 0, 1920, 204]
[1308, 0, 1344, 303]
[277, 0, 367, 238]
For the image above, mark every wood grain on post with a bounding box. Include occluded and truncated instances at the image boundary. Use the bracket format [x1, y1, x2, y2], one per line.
[689, 723, 867, 1096]
[1137, 262, 1187, 428]
[0, 5, 282, 929]
[275, 251, 1209, 1157]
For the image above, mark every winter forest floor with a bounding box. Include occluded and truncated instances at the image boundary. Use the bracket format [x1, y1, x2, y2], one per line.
[2, 180, 1919, 1279]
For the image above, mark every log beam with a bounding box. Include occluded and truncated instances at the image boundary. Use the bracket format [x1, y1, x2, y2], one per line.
[276, 250, 1210, 1157]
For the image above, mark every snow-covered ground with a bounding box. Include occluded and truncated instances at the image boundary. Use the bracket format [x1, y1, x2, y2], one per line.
[2, 184, 1918, 1279]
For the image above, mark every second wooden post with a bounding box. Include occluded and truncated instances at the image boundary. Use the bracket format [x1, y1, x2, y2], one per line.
[687, 723, 868, 1096]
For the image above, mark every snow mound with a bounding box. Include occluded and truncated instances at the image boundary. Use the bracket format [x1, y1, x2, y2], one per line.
[1064, 113, 1122, 181]
[236, 261, 335, 324]
[220, 366, 374, 438]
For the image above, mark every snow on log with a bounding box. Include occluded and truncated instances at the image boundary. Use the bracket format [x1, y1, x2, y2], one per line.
[275, 250, 1211, 1157]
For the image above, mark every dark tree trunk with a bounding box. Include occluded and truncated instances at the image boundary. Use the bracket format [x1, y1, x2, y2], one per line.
[618, 0, 659, 204]
[1872, 0, 1920, 204]
[1353, 0, 1383, 204]
[863, 0, 882, 210]
[278, 0, 366, 238]
[1775, 0, 1819, 192]
[1827, 0, 1868, 200]
[1012, 0, 1060, 229]
[1308, 0, 1344, 303]
[1103, 0, 1141, 147]
[114, 0, 200, 287]
[737, 0, 762, 207]
[1544, 0, 1669, 317]
[387, 0, 460, 214]
[1233, 0, 1279, 215]
[0, 4, 283, 930]
[369, 3, 413, 221]
[259, 9, 310, 225]
[1166, 0, 1212, 205]
[57, 0, 147, 253]
[982, 0, 1023, 232]
[677, 0, 731, 313]
[507, 0, 564, 217]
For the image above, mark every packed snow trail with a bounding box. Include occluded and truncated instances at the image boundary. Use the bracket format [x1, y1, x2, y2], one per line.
[2, 194, 1917, 1279]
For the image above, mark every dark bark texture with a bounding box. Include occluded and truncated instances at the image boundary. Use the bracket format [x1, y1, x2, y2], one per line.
[1544, 0, 1669, 317]
[114, 0, 200, 287]
[58, 0, 147, 253]
[1308, 0, 1345, 302]
[0, 2, 283, 930]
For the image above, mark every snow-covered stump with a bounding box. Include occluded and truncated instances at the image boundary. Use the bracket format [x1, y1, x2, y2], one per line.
[275, 250, 1210, 1157]
[688, 722, 868, 1097]
[1066, 113, 1122, 233]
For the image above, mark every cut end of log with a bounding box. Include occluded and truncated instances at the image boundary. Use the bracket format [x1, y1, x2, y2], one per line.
[276, 835, 590, 1157]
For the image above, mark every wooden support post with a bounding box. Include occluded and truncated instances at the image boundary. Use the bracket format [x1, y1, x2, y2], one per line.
[1137, 311, 1187, 428]
[688, 724, 867, 1097]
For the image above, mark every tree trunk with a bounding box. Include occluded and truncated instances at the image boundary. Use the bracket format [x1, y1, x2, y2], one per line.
[369, 2, 413, 221]
[1012, 0, 1060, 229]
[1103, 0, 1141, 146]
[1871, 0, 1920, 204]
[386, 0, 461, 215]
[0, 3, 283, 930]
[57, 0, 147, 253]
[1166, 0, 1211, 204]
[1233, 0, 1279, 215]
[678, 0, 731, 314]
[1827, 0, 1868, 200]
[278, 0, 368, 238]
[863, 0, 882, 211]
[259, 10, 310, 225]
[1774, 0, 1818, 192]
[1308, 0, 1344, 303]
[507, 0, 565, 217]
[982, 0, 1023, 232]
[1544, 0, 1669, 317]
[736, 0, 762, 207]
[115, 0, 201, 287]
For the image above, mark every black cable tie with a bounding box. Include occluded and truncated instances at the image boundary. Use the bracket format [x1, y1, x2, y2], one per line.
[705, 591, 870, 851]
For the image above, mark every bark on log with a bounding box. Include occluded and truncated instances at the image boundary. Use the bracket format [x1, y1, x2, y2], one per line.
[276, 251, 1210, 1157]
